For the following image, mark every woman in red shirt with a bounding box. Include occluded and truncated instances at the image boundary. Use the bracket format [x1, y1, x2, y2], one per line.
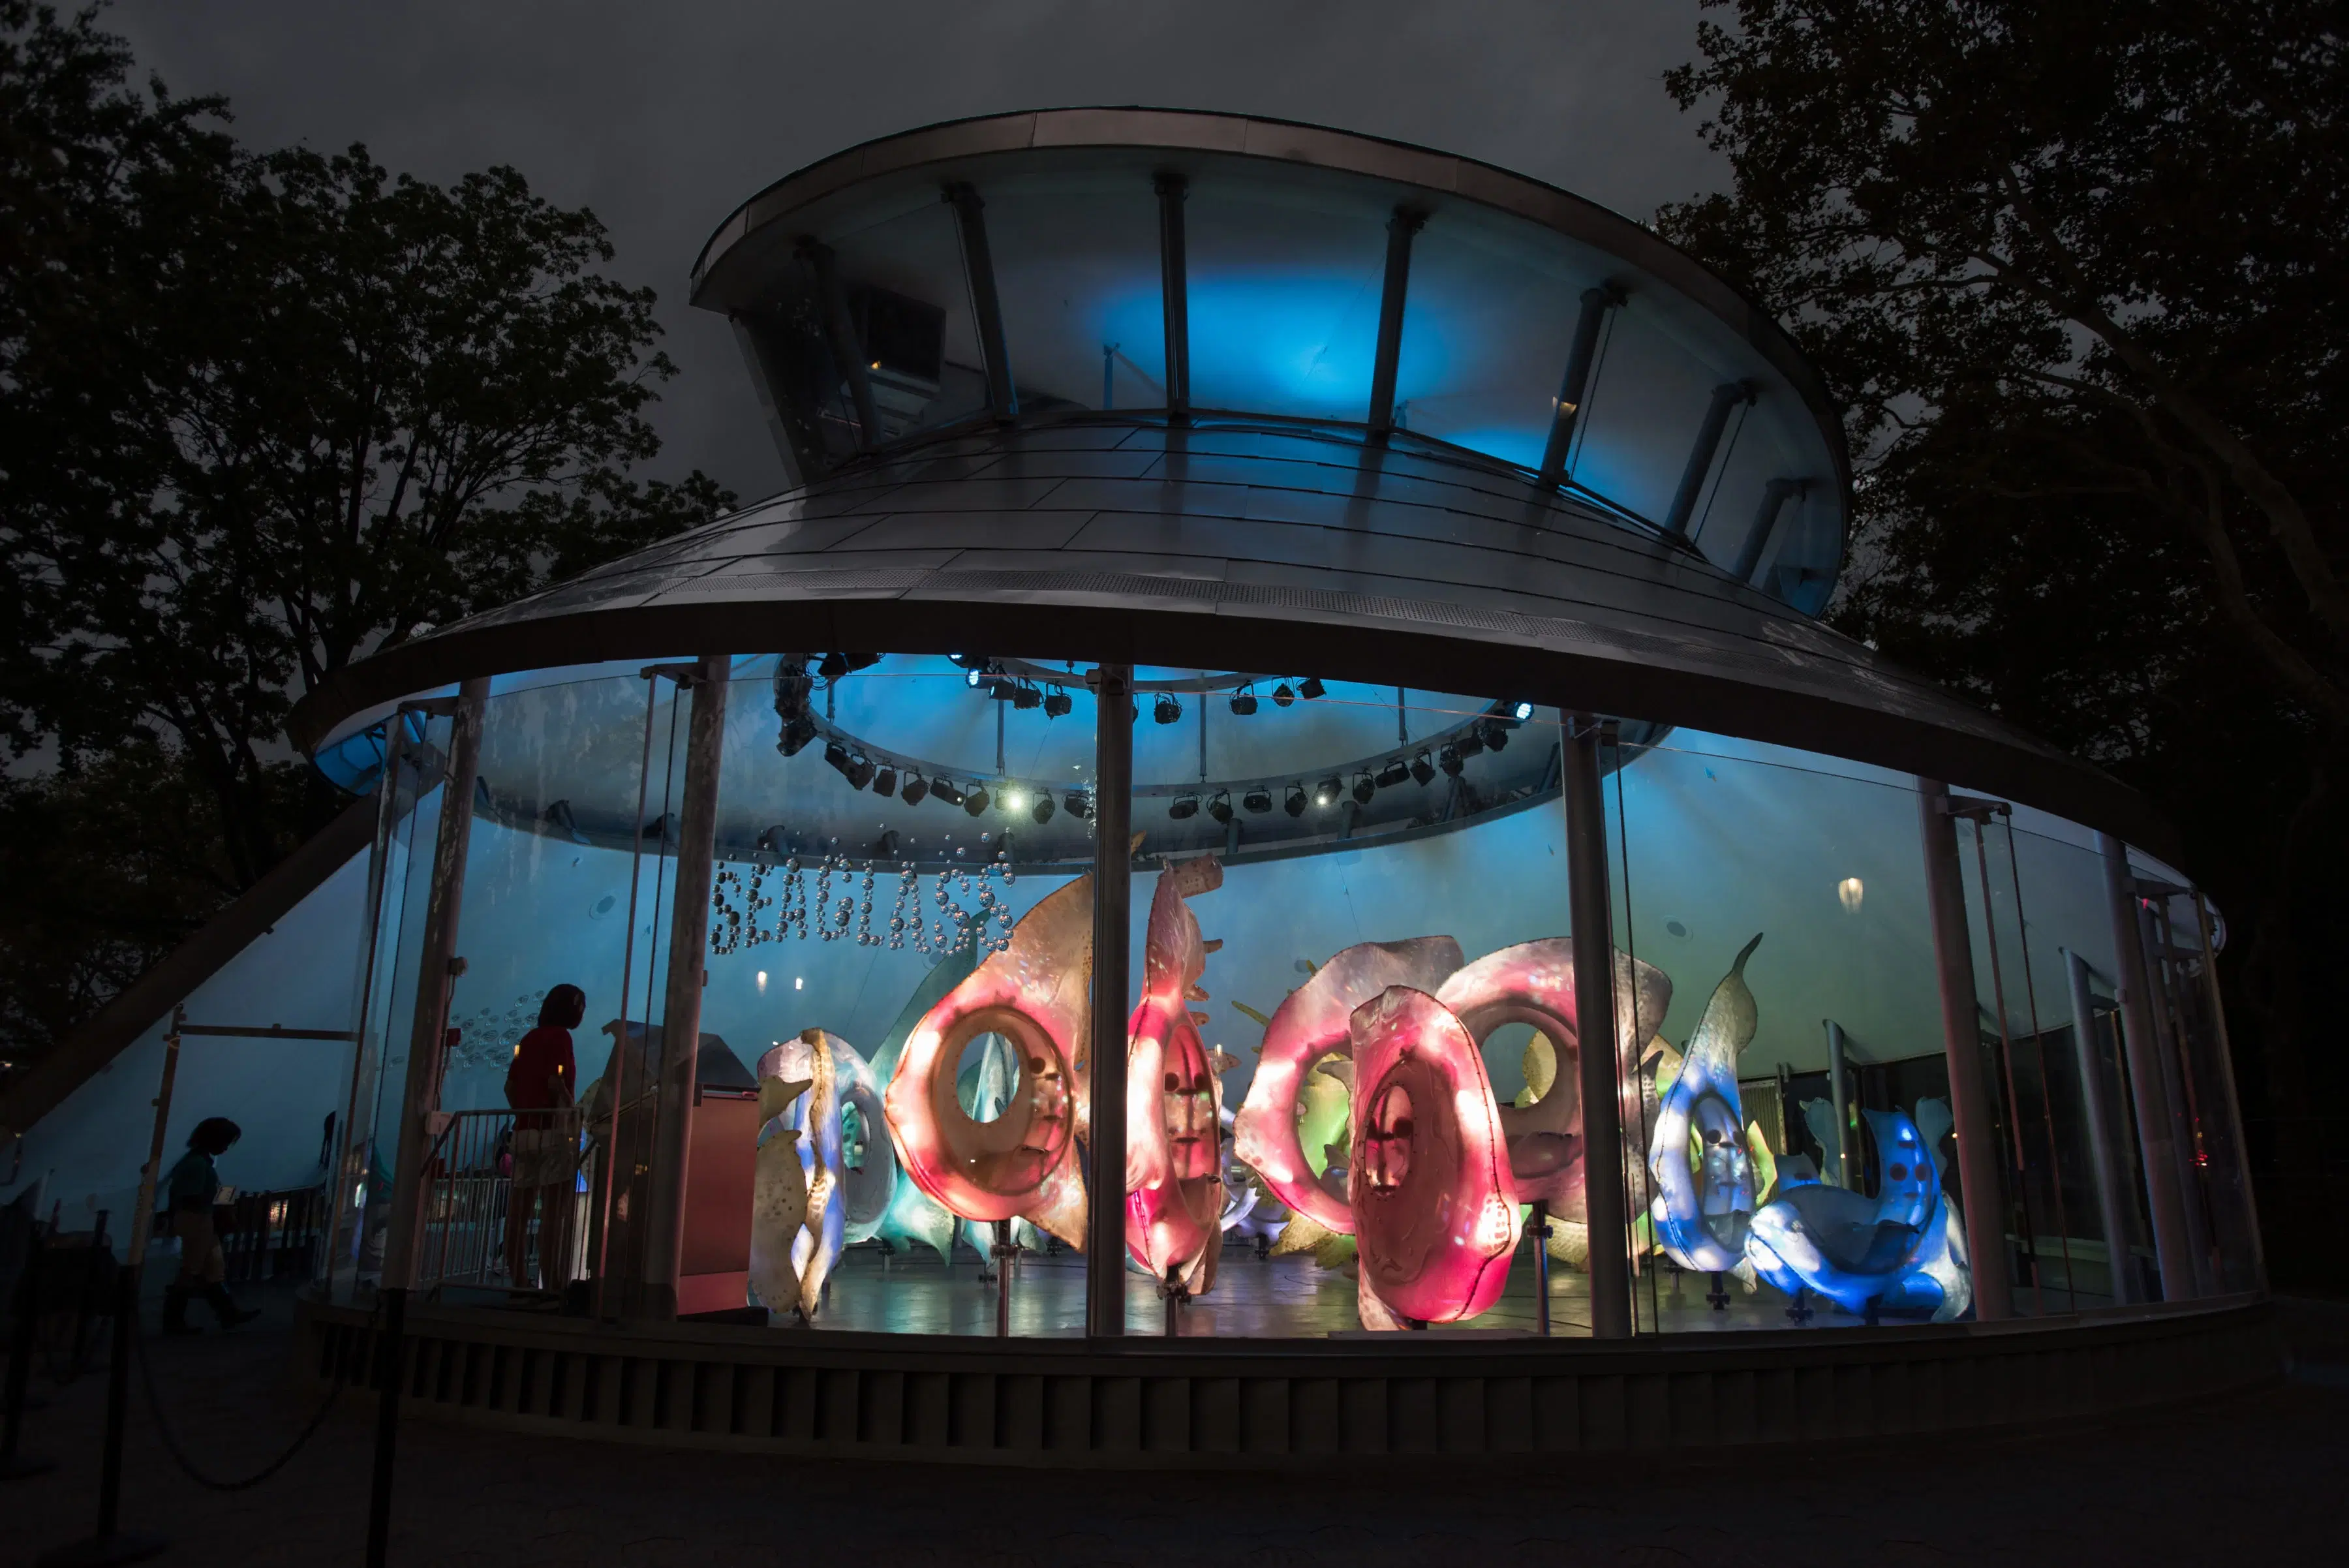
[504, 985, 586, 1290]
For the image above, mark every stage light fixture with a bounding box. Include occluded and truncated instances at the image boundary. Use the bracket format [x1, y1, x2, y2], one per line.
[823, 741, 852, 776]
[987, 675, 1017, 701]
[1377, 760, 1409, 788]
[1012, 681, 1043, 711]
[872, 763, 897, 798]
[1409, 750, 1436, 785]
[1314, 776, 1340, 807]
[776, 713, 818, 756]
[1243, 784, 1273, 814]
[947, 653, 988, 670]
[1481, 718, 1510, 751]
[1043, 686, 1073, 718]
[818, 651, 848, 682]
[1208, 790, 1234, 824]
[1351, 771, 1375, 805]
[1299, 677, 1326, 699]
[1284, 783, 1308, 817]
[1439, 745, 1464, 777]
[1229, 687, 1258, 716]
[846, 751, 877, 791]
[1456, 729, 1485, 759]
[1272, 683, 1296, 707]
[1153, 692, 1183, 725]
[1511, 700, 1536, 722]
[965, 668, 985, 689]
[931, 777, 965, 807]
[1002, 786, 1028, 815]
[900, 771, 929, 805]
[1066, 789, 1090, 820]
[1169, 793, 1199, 820]
[963, 783, 990, 816]
[1031, 792, 1056, 825]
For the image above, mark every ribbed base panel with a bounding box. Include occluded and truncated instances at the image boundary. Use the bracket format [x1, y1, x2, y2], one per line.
[294, 1292, 2280, 1468]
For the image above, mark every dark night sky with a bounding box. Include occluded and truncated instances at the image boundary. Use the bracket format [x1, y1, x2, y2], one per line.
[112, 1, 1725, 506]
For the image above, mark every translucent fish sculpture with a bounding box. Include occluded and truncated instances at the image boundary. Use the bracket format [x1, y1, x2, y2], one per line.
[1125, 855, 1227, 1291]
[1649, 934, 1764, 1273]
[756, 1030, 846, 1319]
[882, 874, 1093, 1248]
[827, 1038, 894, 1246]
[1437, 942, 1674, 1217]
[748, 1060, 814, 1321]
[1347, 985, 1522, 1326]
[1234, 937, 1465, 1236]
[1743, 1104, 1964, 1317]
[862, 938, 980, 1261]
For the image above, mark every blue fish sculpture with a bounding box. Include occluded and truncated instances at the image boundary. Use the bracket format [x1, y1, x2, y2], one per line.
[1649, 934, 1763, 1273]
[1744, 1103, 1965, 1317]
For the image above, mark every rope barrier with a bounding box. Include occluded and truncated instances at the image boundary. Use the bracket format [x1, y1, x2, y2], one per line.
[127, 1298, 378, 1493]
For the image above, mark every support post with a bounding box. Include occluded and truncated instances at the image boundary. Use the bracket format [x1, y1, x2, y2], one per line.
[1915, 778, 2012, 1320]
[945, 184, 1017, 422]
[1364, 207, 1426, 444]
[1729, 477, 1806, 585]
[2098, 834, 2194, 1300]
[1662, 382, 1754, 538]
[1085, 666, 1134, 1338]
[803, 239, 882, 450]
[2136, 895, 2215, 1294]
[380, 677, 489, 1293]
[1531, 1201, 1551, 1337]
[1824, 1019, 1854, 1188]
[1563, 716, 1630, 1339]
[1155, 174, 1190, 421]
[1535, 284, 1622, 489]
[639, 655, 730, 1319]
[2063, 950, 2136, 1304]
[2192, 891, 2266, 1287]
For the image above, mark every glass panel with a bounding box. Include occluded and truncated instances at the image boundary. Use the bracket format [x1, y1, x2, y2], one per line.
[1610, 733, 1984, 1330]
[1567, 305, 1736, 530]
[829, 200, 997, 441]
[1184, 166, 1392, 422]
[985, 165, 1165, 413]
[1124, 676, 1588, 1336]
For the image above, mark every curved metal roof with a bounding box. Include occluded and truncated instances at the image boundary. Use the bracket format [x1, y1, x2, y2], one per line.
[289, 420, 2176, 858]
[687, 108, 1852, 606]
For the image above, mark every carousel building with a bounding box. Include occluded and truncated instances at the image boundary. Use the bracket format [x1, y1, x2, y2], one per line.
[8, 110, 2275, 1464]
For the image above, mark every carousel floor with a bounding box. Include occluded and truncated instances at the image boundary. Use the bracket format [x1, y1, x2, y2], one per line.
[790, 1240, 1958, 1338]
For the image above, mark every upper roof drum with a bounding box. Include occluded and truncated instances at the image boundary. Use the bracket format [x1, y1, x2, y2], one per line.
[692, 109, 1851, 615]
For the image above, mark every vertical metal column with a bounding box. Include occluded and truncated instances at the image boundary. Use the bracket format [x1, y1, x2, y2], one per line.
[2097, 833, 2194, 1300]
[1364, 207, 1426, 444]
[1563, 716, 1630, 1340]
[1730, 478, 1806, 585]
[640, 654, 730, 1319]
[1663, 382, 1755, 538]
[381, 676, 490, 1292]
[1824, 1020, 1854, 1187]
[2192, 891, 2266, 1287]
[1535, 285, 1623, 490]
[1155, 174, 1190, 421]
[1085, 666, 1134, 1338]
[945, 184, 1018, 422]
[2063, 950, 2136, 1304]
[1914, 778, 2012, 1320]
[803, 239, 881, 450]
[2136, 895, 2215, 1294]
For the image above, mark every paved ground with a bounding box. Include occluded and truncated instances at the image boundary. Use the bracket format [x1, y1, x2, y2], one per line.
[7, 1282, 2344, 1568]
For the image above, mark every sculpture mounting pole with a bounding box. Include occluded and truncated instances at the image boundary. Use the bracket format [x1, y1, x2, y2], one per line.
[640, 654, 730, 1319]
[1085, 666, 1134, 1337]
[1916, 778, 2012, 1320]
[1563, 715, 1631, 1339]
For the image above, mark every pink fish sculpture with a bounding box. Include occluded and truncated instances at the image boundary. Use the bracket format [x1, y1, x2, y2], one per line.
[882, 874, 1093, 1248]
[1349, 985, 1521, 1326]
[1233, 937, 1465, 1236]
[1125, 854, 1227, 1291]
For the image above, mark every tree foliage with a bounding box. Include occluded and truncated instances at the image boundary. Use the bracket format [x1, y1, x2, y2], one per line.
[0, 3, 731, 1064]
[1657, 1, 2347, 1205]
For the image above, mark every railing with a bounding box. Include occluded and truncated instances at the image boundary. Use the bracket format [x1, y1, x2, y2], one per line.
[217, 1186, 329, 1283]
[416, 1108, 588, 1292]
